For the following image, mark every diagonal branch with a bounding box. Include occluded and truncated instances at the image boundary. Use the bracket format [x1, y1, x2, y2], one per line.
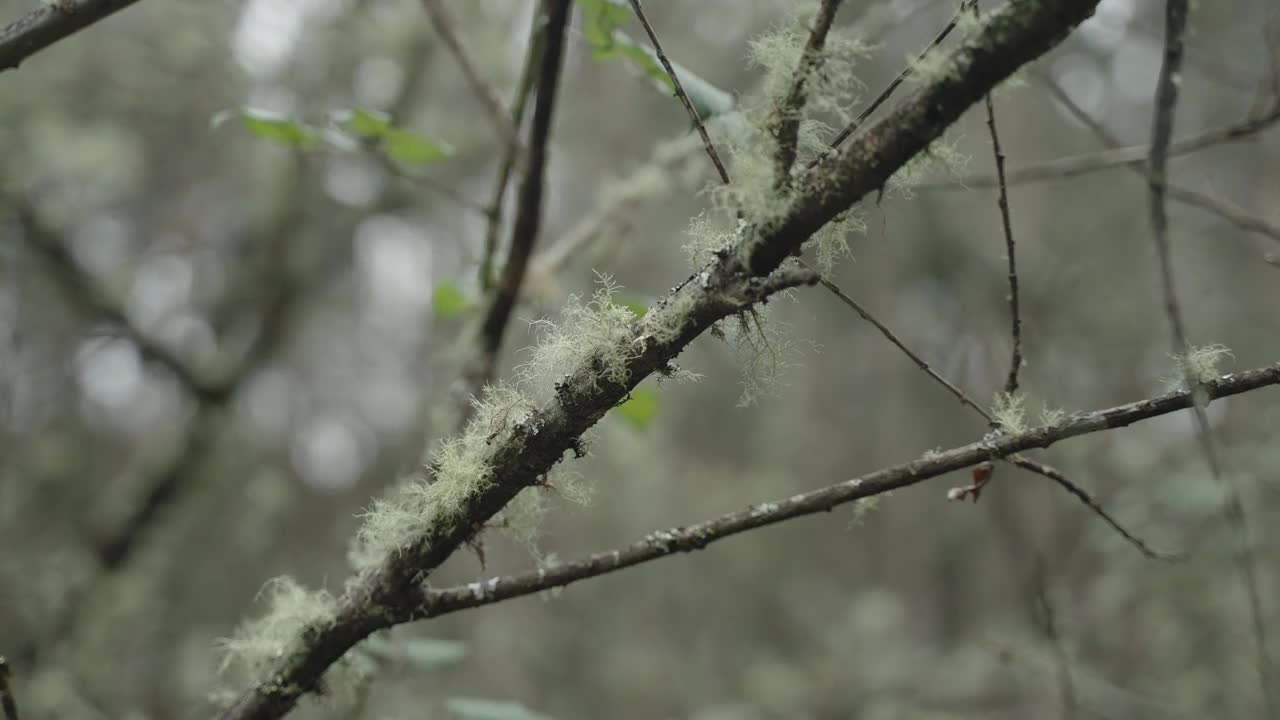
[936, 103, 1280, 187]
[811, 268, 1170, 560]
[218, 4, 1107, 717]
[0, 0, 143, 72]
[627, 0, 731, 184]
[1034, 74, 1280, 248]
[0, 657, 16, 720]
[417, 362, 1280, 618]
[418, 0, 517, 144]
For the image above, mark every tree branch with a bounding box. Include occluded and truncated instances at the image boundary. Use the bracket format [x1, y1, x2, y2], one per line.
[0, 0, 142, 72]
[217, 4, 1106, 717]
[417, 362, 1280, 618]
[771, 0, 844, 188]
[627, 0, 731, 184]
[474, 0, 572, 386]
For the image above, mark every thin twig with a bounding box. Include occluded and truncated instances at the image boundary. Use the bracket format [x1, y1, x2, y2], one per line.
[1035, 73, 1280, 248]
[971, 2, 1022, 395]
[480, 5, 546, 291]
[771, 0, 844, 187]
[474, 0, 572, 386]
[418, 0, 517, 143]
[811, 267, 1171, 559]
[416, 362, 1280, 618]
[627, 0, 731, 184]
[1150, 2, 1275, 713]
[932, 103, 1280, 188]
[0, 0, 143, 72]
[807, 0, 976, 170]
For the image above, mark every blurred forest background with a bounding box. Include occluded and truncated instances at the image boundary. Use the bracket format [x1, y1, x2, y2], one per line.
[2, 0, 1280, 718]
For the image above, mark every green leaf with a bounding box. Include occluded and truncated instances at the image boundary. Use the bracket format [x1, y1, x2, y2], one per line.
[433, 282, 470, 319]
[615, 387, 659, 430]
[447, 698, 555, 720]
[575, 0, 630, 50]
[339, 107, 392, 139]
[614, 294, 648, 318]
[213, 108, 319, 148]
[384, 127, 452, 165]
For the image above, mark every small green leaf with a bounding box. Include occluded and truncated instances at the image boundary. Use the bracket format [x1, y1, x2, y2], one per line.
[614, 294, 648, 318]
[615, 387, 659, 430]
[447, 698, 555, 720]
[433, 282, 470, 319]
[221, 109, 319, 148]
[339, 107, 392, 139]
[575, 0, 630, 50]
[384, 128, 452, 165]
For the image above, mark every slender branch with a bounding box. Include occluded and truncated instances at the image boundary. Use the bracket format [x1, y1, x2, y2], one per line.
[480, 5, 546, 291]
[0, 657, 16, 720]
[934, 103, 1280, 187]
[971, 0, 1023, 395]
[807, 0, 975, 170]
[627, 0, 731, 184]
[811, 268, 1170, 560]
[474, 0, 572, 387]
[1149, 0, 1189, 350]
[0, 0, 143, 71]
[418, 0, 516, 143]
[1035, 75, 1280, 248]
[418, 362, 1280, 618]
[771, 0, 844, 188]
[1150, 2, 1275, 713]
[218, 5, 1108, 717]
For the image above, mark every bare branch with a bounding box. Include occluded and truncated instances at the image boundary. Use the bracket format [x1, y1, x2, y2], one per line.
[970, 0, 1023, 395]
[1035, 74, 1280, 248]
[627, 0, 732, 184]
[418, 362, 1280, 618]
[934, 103, 1280, 187]
[0, 0, 142, 72]
[811, 267, 1171, 560]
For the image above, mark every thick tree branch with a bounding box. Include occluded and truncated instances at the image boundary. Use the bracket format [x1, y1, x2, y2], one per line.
[417, 362, 1280, 618]
[0, 0, 142, 71]
[218, 3, 1104, 717]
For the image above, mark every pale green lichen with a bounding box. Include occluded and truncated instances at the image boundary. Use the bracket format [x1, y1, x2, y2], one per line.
[1167, 344, 1234, 391]
[991, 391, 1028, 434]
[216, 577, 367, 704]
[347, 381, 534, 570]
[516, 272, 641, 394]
